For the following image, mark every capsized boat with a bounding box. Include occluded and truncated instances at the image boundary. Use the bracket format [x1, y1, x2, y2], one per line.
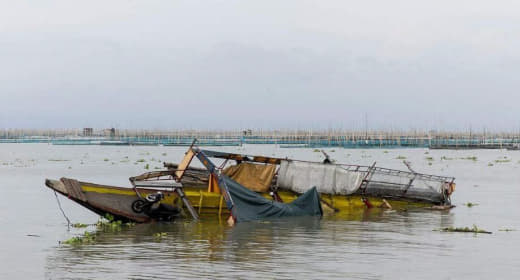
[45, 145, 455, 223]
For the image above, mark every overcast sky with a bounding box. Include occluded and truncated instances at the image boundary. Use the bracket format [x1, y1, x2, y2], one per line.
[1, 0, 519, 131]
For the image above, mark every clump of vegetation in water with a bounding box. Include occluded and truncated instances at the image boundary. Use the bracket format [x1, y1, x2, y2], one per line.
[424, 151, 429, 155]
[498, 228, 516, 232]
[494, 159, 511, 163]
[120, 159, 130, 163]
[396, 155, 407, 159]
[62, 231, 96, 245]
[436, 225, 491, 234]
[72, 223, 88, 228]
[103, 158, 109, 161]
[154, 166, 162, 170]
[48, 159, 70, 162]
[461, 156, 477, 161]
[313, 149, 320, 152]
[153, 232, 168, 241]
[464, 202, 479, 207]
[383, 150, 389, 154]
[96, 214, 135, 232]
[162, 153, 167, 156]
[136, 159, 146, 163]
[441, 156, 453, 160]
[425, 156, 434, 161]
[144, 164, 150, 170]
[488, 162, 494, 166]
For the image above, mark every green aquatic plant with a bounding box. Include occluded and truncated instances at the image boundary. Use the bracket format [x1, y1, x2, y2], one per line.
[103, 158, 109, 161]
[488, 162, 494, 166]
[72, 223, 88, 228]
[461, 156, 477, 161]
[498, 228, 516, 232]
[425, 156, 434, 161]
[136, 159, 146, 163]
[436, 225, 491, 234]
[313, 149, 320, 152]
[153, 232, 168, 241]
[162, 153, 167, 156]
[494, 159, 511, 163]
[120, 159, 130, 163]
[144, 164, 150, 170]
[441, 156, 453, 160]
[464, 202, 479, 207]
[48, 159, 70, 162]
[396, 155, 407, 160]
[424, 151, 429, 154]
[383, 150, 389, 154]
[95, 214, 135, 232]
[62, 231, 96, 245]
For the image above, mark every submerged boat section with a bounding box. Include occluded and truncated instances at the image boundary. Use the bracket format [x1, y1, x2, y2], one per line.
[45, 144, 456, 223]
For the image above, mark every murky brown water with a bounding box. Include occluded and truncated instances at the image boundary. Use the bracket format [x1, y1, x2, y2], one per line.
[1, 144, 519, 279]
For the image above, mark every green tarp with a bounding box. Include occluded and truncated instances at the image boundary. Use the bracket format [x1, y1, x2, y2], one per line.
[221, 175, 323, 222]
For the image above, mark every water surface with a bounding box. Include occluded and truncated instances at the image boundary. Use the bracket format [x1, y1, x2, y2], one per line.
[1, 144, 519, 279]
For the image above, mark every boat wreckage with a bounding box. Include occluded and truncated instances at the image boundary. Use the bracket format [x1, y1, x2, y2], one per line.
[45, 145, 456, 223]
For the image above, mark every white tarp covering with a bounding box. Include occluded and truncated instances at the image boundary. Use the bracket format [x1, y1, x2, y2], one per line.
[276, 160, 364, 195]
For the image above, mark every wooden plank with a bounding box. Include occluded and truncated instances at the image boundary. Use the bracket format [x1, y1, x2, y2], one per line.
[175, 149, 196, 180]
[60, 178, 87, 202]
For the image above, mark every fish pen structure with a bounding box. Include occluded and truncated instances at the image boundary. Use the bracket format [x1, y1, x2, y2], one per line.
[2, 128, 520, 149]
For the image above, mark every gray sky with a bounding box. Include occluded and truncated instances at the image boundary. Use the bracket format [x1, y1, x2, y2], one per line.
[1, 0, 519, 131]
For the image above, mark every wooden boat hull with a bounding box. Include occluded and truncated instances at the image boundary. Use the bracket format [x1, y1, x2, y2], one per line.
[46, 177, 436, 223]
[45, 178, 185, 222]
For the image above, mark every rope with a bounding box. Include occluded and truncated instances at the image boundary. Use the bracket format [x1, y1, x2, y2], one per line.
[54, 190, 71, 230]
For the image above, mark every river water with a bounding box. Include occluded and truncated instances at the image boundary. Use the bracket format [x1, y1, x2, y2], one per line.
[0, 144, 519, 279]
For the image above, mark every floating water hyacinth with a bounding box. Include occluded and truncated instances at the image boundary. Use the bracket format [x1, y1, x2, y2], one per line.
[464, 202, 479, 207]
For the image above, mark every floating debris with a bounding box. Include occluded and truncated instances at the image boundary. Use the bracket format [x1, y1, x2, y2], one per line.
[436, 225, 491, 234]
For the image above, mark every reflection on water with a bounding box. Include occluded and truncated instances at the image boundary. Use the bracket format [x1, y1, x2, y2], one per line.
[46, 209, 454, 280]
